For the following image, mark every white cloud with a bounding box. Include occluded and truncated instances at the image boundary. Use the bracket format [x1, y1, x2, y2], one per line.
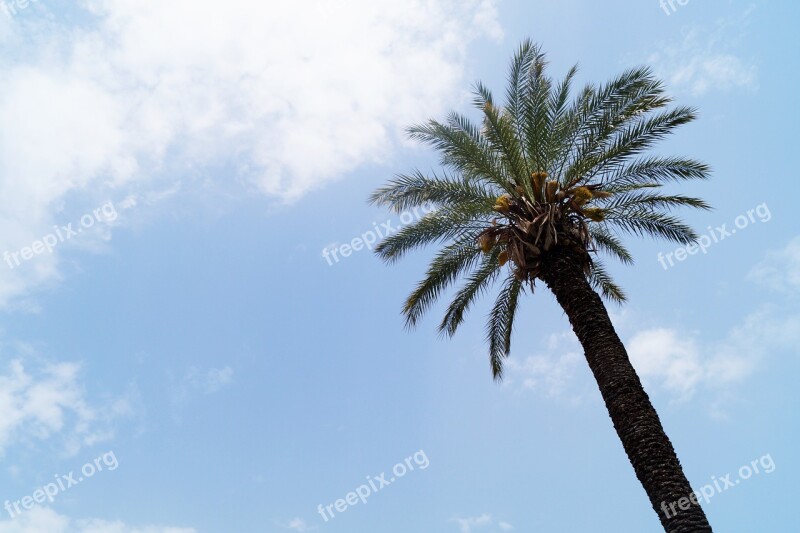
[0, 0, 501, 306]
[0, 506, 195, 533]
[647, 10, 757, 96]
[449, 514, 513, 533]
[0, 353, 126, 456]
[627, 328, 706, 399]
[172, 366, 234, 410]
[450, 514, 492, 533]
[629, 236, 800, 405]
[186, 366, 233, 395]
[660, 51, 756, 97]
[505, 296, 800, 412]
[505, 318, 773, 408]
[503, 332, 583, 398]
[748, 236, 800, 293]
[627, 304, 800, 408]
[283, 518, 315, 532]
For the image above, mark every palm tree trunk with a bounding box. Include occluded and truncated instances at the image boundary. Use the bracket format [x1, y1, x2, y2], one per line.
[539, 248, 712, 533]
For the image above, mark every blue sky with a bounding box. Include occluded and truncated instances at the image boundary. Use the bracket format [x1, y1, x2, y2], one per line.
[0, 1, 797, 532]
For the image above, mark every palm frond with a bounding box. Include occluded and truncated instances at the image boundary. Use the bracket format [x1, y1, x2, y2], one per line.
[600, 192, 712, 212]
[544, 64, 579, 167]
[588, 259, 627, 303]
[602, 156, 710, 191]
[590, 226, 634, 265]
[486, 273, 524, 380]
[407, 118, 513, 195]
[604, 208, 698, 244]
[557, 67, 668, 185]
[369, 170, 499, 213]
[520, 45, 552, 173]
[575, 106, 698, 184]
[374, 206, 487, 263]
[473, 82, 529, 185]
[403, 233, 485, 328]
[504, 40, 538, 176]
[438, 248, 502, 337]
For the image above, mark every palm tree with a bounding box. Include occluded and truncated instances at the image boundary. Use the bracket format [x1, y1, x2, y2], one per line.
[369, 41, 713, 532]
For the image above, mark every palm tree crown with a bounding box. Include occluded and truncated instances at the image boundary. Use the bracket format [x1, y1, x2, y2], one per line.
[369, 40, 710, 380]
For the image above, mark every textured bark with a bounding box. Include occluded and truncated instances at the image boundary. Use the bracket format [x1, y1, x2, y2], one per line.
[539, 248, 712, 533]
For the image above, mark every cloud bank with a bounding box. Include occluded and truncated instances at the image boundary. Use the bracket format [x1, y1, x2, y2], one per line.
[0, 0, 501, 304]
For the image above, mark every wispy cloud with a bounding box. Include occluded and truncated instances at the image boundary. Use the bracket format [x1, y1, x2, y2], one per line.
[449, 514, 513, 533]
[748, 236, 800, 293]
[628, 235, 800, 413]
[627, 325, 756, 404]
[0, 347, 130, 456]
[647, 8, 758, 96]
[282, 518, 316, 532]
[172, 366, 234, 410]
[503, 332, 583, 399]
[0, 506, 196, 533]
[186, 366, 234, 395]
[506, 306, 799, 413]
